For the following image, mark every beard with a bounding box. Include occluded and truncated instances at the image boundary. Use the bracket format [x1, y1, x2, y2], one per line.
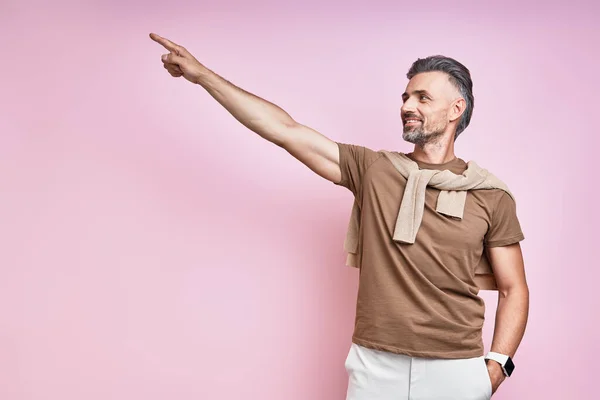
[402, 119, 447, 147]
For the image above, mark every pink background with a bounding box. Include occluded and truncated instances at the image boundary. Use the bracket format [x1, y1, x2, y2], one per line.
[1, 0, 598, 398]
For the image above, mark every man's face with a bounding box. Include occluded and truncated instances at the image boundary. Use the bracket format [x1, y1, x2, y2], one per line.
[401, 71, 459, 146]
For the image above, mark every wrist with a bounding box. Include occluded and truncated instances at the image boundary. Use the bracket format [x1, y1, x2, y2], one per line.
[194, 69, 208, 86]
[194, 65, 214, 86]
[484, 351, 515, 377]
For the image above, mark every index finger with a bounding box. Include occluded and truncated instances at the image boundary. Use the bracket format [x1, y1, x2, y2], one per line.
[149, 33, 180, 52]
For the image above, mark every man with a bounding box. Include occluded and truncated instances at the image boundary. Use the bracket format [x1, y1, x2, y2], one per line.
[150, 32, 529, 399]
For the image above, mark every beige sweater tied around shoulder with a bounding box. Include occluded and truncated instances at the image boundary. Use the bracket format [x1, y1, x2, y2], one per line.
[343, 150, 514, 291]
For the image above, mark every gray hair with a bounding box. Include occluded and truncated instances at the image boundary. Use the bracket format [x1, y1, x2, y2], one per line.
[406, 56, 474, 140]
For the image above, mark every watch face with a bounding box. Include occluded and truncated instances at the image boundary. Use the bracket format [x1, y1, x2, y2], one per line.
[504, 357, 515, 377]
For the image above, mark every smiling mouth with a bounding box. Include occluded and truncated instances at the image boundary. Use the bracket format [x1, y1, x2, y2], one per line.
[404, 119, 421, 125]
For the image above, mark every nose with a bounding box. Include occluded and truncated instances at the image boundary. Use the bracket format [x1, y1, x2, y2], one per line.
[401, 97, 417, 117]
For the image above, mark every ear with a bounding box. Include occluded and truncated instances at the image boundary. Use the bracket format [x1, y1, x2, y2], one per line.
[449, 97, 466, 123]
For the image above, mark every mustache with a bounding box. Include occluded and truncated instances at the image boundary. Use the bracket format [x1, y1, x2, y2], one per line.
[402, 113, 422, 122]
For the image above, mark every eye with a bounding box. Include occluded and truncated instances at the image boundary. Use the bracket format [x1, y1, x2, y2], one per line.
[419, 94, 429, 101]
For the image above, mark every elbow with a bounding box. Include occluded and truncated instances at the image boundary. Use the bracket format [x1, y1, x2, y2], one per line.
[498, 282, 529, 299]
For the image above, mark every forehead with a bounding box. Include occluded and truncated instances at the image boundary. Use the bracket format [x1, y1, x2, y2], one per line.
[405, 71, 453, 95]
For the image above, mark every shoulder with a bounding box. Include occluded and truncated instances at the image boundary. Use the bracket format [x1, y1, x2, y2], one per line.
[469, 188, 516, 221]
[335, 142, 387, 168]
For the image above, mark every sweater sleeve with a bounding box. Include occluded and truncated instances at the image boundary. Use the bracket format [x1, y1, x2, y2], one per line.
[333, 142, 383, 197]
[484, 191, 525, 247]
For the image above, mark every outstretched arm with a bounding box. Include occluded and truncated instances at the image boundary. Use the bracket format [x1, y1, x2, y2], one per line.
[149, 33, 342, 184]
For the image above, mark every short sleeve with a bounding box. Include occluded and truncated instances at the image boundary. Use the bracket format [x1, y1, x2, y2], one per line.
[484, 191, 525, 247]
[333, 142, 382, 197]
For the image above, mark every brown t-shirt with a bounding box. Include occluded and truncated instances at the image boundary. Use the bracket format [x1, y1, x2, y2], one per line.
[334, 142, 524, 359]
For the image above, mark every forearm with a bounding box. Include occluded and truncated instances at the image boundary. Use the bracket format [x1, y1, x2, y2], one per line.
[195, 67, 296, 145]
[489, 285, 529, 358]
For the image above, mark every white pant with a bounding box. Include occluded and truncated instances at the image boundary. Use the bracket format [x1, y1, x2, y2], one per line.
[345, 343, 493, 400]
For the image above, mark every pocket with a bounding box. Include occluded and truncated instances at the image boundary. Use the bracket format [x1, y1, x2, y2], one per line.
[481, 358, 493, 398]
[344, 343, 357, 372]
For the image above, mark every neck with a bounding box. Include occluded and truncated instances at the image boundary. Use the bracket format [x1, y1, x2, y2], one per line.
[409, 133, 456, 164]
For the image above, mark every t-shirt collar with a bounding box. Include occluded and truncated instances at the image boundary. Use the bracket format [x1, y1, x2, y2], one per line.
[405, 152, 467, 174]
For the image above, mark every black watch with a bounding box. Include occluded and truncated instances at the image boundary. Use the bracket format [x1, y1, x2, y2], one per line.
[484, 351, 515, 377]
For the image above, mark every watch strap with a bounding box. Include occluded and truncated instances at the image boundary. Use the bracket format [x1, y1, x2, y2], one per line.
[484, 351, 513, 377]
[485, 351, 509, 366]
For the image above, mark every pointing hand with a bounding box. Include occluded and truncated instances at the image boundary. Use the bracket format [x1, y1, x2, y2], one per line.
[149, 33, 206, 84]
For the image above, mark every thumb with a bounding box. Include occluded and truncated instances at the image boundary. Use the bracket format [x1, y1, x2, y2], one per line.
[161, 53, 184, 64]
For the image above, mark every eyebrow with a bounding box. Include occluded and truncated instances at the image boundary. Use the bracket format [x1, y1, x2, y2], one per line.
[401, 90, 433, 101]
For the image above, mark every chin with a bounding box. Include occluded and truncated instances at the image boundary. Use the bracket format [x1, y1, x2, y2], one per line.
[403, 130, 424, 143]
